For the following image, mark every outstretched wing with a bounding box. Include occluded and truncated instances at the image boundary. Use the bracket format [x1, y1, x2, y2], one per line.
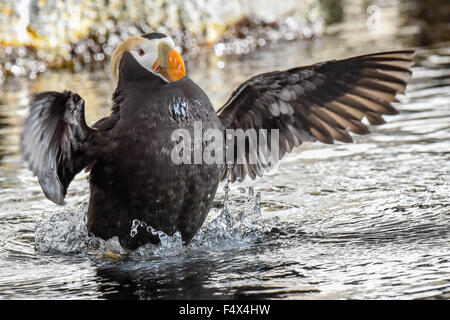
[218, 50, 415, 182]
[21, 90, 110, 205]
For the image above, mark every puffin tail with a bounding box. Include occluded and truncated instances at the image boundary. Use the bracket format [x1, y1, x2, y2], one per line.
[21, 91, 95, 205]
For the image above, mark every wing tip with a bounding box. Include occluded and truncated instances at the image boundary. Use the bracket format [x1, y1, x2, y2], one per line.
[38, 172, 66, 205]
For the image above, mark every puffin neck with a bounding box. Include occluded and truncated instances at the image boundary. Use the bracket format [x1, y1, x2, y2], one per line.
[117, 52, 167, 88]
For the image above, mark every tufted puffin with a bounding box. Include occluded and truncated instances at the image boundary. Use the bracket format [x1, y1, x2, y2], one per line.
[21, 32, 414, 249]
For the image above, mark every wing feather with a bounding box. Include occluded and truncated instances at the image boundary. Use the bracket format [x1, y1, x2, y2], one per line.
[218, 50, 415, 182]
[21, 91, 114, 204]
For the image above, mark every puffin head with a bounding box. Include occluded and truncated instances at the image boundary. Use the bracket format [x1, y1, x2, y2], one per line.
[111, 32, 186, 83]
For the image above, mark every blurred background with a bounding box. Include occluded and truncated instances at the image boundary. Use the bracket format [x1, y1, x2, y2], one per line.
[0, 0, 449, 83]
[0, 0, 449, 117]
[0, 0, 449, 299]
[0, 0, 449, 100]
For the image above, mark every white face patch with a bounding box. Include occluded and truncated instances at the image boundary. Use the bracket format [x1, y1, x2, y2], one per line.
[130, 36, 176, 82]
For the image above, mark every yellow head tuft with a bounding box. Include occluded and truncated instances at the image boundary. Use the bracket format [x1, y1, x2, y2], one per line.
[110, 36, 146, 82]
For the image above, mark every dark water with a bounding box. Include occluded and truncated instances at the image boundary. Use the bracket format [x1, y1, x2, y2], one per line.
[0, 2, 449, 299]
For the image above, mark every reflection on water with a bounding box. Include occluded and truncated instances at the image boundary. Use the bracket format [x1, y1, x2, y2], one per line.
[0, 1, 449, 299]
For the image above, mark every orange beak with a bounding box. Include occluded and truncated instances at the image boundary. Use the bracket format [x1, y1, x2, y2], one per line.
[154, 42, 186, 82]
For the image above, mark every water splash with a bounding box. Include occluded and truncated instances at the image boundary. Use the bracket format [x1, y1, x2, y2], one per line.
[34, 199, 127, 255]
[190, 186, 272, 249]
[128, 178, 278, 259]
[131, 229, 185, 259]
[34, 182, 278, 258]
[34, 200, 91, 254]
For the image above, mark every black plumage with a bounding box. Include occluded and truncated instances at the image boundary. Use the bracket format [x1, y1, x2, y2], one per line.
[21, 33, 414, 249]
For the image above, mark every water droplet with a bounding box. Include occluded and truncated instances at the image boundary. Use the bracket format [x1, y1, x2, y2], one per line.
[146, 225, 157, 235]
[130, 219, 142, 237]
[248, 186, 254, 198]
[132, 219, 140, 227]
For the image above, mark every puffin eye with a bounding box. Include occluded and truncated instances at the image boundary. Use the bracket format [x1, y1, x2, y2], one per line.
[138, 49, 145, 56]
